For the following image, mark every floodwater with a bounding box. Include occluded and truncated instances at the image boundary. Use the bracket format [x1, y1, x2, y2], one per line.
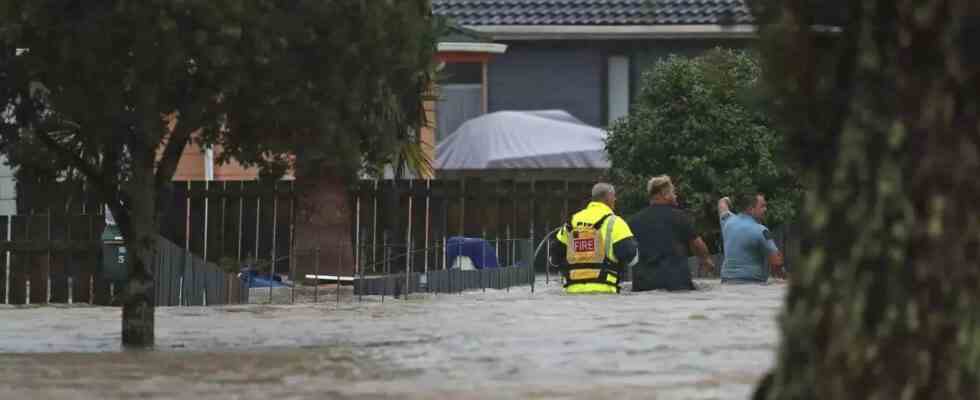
[0, 278, 786, 400]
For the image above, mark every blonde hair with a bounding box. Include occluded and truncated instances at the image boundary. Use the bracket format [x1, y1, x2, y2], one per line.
[647, 175, 674, 198]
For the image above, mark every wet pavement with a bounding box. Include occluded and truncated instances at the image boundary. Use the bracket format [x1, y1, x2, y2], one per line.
[0, 278, 786, 399]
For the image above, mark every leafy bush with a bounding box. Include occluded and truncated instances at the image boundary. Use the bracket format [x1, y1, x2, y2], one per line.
[606, 48, 801, 246]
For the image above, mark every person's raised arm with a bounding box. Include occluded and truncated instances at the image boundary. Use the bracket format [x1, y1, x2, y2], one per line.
[718, 197, 734, 226]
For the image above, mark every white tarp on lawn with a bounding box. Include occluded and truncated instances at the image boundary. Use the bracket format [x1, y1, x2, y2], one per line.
[435, 110, 610, 170]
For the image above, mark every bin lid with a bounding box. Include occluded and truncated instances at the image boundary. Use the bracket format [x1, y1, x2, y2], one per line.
[101, 224, 124, 242]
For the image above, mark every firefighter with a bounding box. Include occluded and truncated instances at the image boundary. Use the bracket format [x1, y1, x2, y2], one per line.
[552, 183, 638, 294]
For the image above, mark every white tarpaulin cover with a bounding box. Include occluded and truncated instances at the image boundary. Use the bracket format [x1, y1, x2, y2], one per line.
[435, 110, 610, 170]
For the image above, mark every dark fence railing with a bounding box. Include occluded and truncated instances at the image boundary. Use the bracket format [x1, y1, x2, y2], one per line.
[8, 179, 801, 306]
[351, 238, 536, 297]
[0, 212, 245, 306]
[0, 214, 104, 305]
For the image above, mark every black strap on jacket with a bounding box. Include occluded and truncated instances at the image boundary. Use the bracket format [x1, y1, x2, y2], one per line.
[565, 213, 612, 234]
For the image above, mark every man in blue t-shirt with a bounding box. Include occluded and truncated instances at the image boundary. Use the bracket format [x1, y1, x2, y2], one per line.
[718, 193, 784, 283]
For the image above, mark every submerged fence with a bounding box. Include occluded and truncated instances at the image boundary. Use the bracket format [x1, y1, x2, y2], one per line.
[154, 236, 246, 306]
[241, 238, 538, 304]
[0, 214, 103, 305]
[0, 210, 245, 306]
[350, 238, 536, 297]
[5, 178, 800, 307]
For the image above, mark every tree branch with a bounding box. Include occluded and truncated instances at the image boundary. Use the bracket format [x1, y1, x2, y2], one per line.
[154, 112, 197, 189]
[33, 128, 111, 195]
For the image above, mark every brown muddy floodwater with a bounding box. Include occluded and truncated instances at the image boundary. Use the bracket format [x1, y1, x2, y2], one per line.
[0, 278, 786, 400]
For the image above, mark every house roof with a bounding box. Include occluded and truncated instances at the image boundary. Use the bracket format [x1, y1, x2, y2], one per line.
[432, 0, 753, 26]
[440, 24, 495, 43]
[438, 24, 508, 54]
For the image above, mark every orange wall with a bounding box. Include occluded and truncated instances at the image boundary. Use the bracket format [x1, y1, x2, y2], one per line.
[163, 124, 265, 181]
[171, 140, 265, 181]
[168, 80, 443, 181]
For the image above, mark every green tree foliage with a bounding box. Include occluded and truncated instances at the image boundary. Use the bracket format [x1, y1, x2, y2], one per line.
[747, 0, 980, 398]
[0, 0, 439, 347]
[605, 48, 800, 242]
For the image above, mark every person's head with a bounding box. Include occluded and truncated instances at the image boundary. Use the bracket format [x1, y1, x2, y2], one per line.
[647, 175, 677, 206]
[591, 182, 617, 208]
[738, 192, 768, 221]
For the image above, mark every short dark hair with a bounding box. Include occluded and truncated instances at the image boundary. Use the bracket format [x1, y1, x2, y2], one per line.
[737, 193, 764, 211]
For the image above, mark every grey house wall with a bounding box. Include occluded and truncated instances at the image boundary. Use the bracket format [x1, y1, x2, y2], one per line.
[487, 42, 604, 126]
[484, 39, 750, 128]
[0, 156, 14, 215]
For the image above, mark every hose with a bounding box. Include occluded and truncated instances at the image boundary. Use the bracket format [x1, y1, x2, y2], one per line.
[532, 227, 564, 282]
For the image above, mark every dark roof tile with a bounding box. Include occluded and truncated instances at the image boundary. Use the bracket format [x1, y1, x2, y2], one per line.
[433, 0, 752, 26]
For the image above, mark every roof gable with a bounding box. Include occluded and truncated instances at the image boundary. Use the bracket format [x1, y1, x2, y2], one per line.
[432, 0, 753, 26]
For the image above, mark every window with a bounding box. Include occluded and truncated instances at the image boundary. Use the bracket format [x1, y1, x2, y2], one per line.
[607, 55, 630, 124]
[437, 62, 484, 141]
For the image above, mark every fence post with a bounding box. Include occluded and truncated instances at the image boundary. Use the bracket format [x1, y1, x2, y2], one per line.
[545, 226, 551, 286]
[423, 179, 431, 274]
[358, 243, 364, 302]
[506, 258, 510, 293]
[268, 250, 275, 304]
[355, 192, 361, 277]
[481, 239, 487, 293]
[381, 233, 387, 303]
[372, 179, 379, 273]
[269, 187, 279, 304]
[4, 216, 10, 305]
[337, 244, 342, 304]
[381, 244, 387, 303]
[529, 239, 535, 293]
[405, 180, 413, 300]
[529, 180, 536, 292]
[313, 248, 320, 304]
[46, 209, 51, 304]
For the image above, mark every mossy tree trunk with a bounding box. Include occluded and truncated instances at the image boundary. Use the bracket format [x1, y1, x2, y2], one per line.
[750, 0, 980, 398]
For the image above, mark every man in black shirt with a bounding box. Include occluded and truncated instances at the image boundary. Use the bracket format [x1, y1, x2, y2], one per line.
[628, 175, 714, 291]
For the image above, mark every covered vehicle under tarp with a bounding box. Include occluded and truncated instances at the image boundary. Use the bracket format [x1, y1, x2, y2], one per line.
[435, 110, 610, 173]
[445, 237, 499, 270]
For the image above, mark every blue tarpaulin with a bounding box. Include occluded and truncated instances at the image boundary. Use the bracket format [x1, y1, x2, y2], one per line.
[446, 237, 499, 269]
[239, 268, 289, 288]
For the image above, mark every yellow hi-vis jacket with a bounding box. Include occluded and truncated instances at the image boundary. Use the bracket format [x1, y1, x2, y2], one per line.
[556, 202, 638, 294]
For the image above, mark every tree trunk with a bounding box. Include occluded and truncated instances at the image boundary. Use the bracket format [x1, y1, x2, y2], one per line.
[120, 225, 155, 348]
[755, 1, 980, 398]
[117, 170, 157, 348]
[293, 170, 354, 277]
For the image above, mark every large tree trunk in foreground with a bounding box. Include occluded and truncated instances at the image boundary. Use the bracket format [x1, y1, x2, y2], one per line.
[754, 1, 980, 398]
[117, 168, 158, 348]
[120, 226, 155, 347]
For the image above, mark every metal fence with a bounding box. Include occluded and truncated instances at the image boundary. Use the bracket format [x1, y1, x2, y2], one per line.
[240, 238, 538, 304]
